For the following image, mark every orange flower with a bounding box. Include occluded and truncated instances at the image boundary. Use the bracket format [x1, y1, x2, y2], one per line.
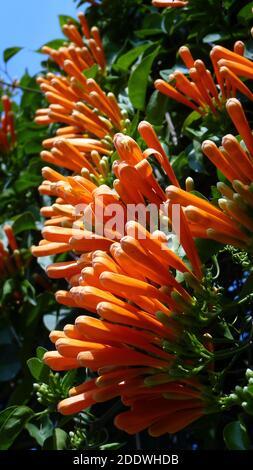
[42, 14, 106, 72]
[166, 185, 251, 248]
[152, 0, 188, 7]
[43, 297, 207, 434]
[155, 43, 253, 115]
[32, 12, 222, 436]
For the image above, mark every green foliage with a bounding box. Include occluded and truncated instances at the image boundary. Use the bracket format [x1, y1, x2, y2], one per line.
[0, 406, 33, 450]
[223, 421, 251, 450]
[0, 0, 253, 452]
[3, 47, 23, 63]
[128, 46, 160, 110]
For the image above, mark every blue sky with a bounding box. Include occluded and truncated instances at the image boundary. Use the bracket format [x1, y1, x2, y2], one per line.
[0, 0, 79, 81]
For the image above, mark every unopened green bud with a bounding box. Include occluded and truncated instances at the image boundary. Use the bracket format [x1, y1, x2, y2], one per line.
[171, 291, 193, 313]
[242, 401, 253, 416]
[185, 177, 194, 192]
[246, 369, 253, 380]
[183, 272, 204, 294]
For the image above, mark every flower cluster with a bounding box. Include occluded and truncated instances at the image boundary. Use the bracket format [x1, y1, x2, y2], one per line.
[32, 11, 252, 437]
[41, 12, 106, 73]
[0, 95, 16, 152]
[155, 42, 253, 115]
[166, 98, 253, 249]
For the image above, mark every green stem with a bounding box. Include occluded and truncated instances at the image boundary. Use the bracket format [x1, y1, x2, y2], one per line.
[0, 79, 42, 94]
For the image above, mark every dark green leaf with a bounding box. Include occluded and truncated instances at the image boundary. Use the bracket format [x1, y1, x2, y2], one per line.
[59, 15, 79, 28]
[135, 29, 163, 38]
[44, 428, 68, 450]
[26, 416, 53, 447]
[160, 65, 188, 81]
[38, 39, 66, 53]
[61, 369, 77, 391]
[128, 47, 160, 110]
[36, 346, 47, 360]
[182, 111, 201, 133]
[83, 64, 99, 79]
[0, 406, 33, 450]
[27, 357, 49, 382]
[14, 174, 42, 193]
[188, 141, 208, 174]
[203, 33, 222, 44]
[12, 212, 37, 235]
[223, 421, 250, 450]
[146, 90, 169, 125]
[3, 47, 23, 63]
[114, 43, 153, 71]
[237, 2, 253, 25]
[100, 442, 125, 450]
[195, 239, 223, 263]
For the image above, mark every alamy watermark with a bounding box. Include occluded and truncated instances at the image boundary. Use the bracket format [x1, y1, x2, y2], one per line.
[70, 199, 182, 250]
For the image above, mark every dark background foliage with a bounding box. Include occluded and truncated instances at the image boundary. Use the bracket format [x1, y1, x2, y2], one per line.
[0, 0, 253, 450]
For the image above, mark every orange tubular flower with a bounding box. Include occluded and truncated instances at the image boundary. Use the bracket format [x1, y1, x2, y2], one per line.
[42, 13, 106, 72]
[31, 12, 220, 436]
[165, 99, 253, 249]
[155, 42, 253, 116]
[152, 0, 188, 7]
[37, 156, 208, 434]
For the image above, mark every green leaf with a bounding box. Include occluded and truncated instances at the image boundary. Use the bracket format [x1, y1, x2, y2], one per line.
[83, 64, 99, 79]
[100, 442, 125, 450]
[128, 46, 160, 111]
[59, 15, 79, 29]
[0, 406, 33, 450]
[146, 90, 169, 125]
[195, 239, 222, 263]
[3, 47, 23, 63]
[188, 141, 208, 174]
[20, 279, 36, 305]
[160, 65, 188, 81]
[114, 43, 153, 71]
[27, 357, 49, 382]
[129, 110, 140, 138]
[223, 421, 251, 450]
[36, 346, 47, 360]
[12, 212, 37, 235]
[135, 29, 163, 38]
[26, 416, 53, 447]
[14, 173, 42, 193]
[182, 111, 201, 133]
[61, 369, 77, 392]
[44, 428, 68, 450]
[238, 2, 253, 25]
[38, 39, 66, 52]
[1, 279, 14, 300]
[43, 311, 69, 331]
[203, 33, 222, 44]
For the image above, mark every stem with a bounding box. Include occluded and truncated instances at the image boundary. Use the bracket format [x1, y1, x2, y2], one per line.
[165, 112, 178, 147]
[212, 255, 220, 280]
[223, 293, 253, 311]
[0, 79, 42, 94]
[214, 341, 251, 360]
